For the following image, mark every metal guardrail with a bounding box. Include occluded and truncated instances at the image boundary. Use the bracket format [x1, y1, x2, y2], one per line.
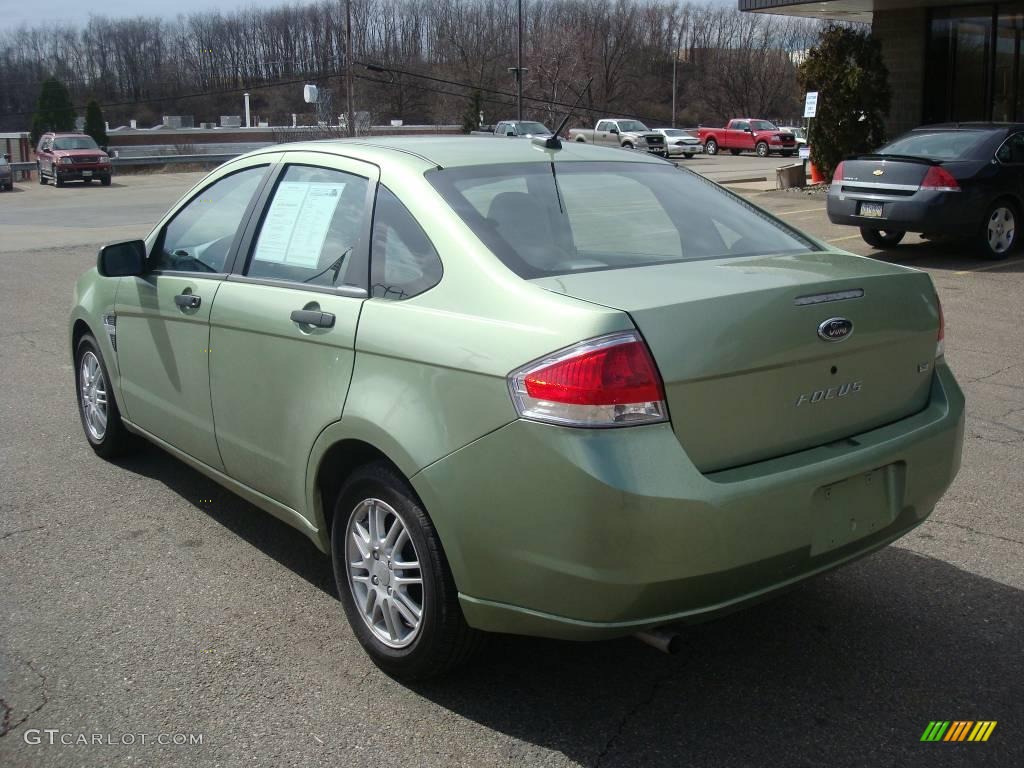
[9, 153, 241, 175]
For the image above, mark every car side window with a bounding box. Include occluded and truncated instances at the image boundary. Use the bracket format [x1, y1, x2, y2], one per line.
[247, 164, 369, 288]
[997, 133, 1024, 164]
[153, 166, 266, 273]
[370, 186, 442, 300]
[597, 121, 610, 132]
[734, 121, 749, 131]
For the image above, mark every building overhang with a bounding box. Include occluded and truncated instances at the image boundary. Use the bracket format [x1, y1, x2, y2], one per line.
[739, 0, 977, 24]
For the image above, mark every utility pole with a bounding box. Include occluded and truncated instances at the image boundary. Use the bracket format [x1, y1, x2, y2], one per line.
[345, 0, 355, 137]
[507, 0, 528, 121]
[517, 0, 523, 120]
[671, 17, 684, 128]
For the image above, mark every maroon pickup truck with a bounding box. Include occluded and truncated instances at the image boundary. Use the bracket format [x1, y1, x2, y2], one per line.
[697, 120, 797, 158]
[36, 132, 112, 187]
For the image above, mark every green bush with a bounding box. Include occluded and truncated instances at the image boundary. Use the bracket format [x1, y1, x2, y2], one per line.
[799, 25, 891, 180]
[84, 100, 108, 148]
[30, 77, 76, 145]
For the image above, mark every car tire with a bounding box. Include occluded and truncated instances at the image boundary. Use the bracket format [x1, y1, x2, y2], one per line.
[331, 461, 482, 679]
[54, 171, 64, 187]
[622, 142, 633, 150]
[977, 200, 1017, 260]
[704, 139, 718, 155]
[83, 178, 92, 184]
[38, 164, 46, 185]
[756, 142, 770, 158]
[74, 333, 131, 459]
[860, 228, 906, 249]
[781, 150, 794, 158]
[101, 176, 111, 187]
[729, 148, 741, 156]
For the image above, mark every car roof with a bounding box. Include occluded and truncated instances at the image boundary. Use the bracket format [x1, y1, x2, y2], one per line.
[243, 136, 670, 169]
[914, 122, 1024, 133]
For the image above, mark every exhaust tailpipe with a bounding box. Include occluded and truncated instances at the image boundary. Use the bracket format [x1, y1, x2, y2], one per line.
[634, 627, 683, 655]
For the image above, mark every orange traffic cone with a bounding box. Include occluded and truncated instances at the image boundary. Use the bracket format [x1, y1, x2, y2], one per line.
[809, 161, 824, 184]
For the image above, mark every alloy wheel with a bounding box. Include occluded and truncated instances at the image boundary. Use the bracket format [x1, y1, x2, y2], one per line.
[346, 498, 424, 649]
[987, 206, 1015, 254]
[79, 350, 108, 441]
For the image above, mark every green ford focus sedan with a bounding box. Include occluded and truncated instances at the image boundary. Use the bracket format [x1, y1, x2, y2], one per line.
[69, 138, 964, 678]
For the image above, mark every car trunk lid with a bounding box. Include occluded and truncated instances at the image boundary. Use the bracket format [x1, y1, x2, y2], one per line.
[533, 252, 939, 472]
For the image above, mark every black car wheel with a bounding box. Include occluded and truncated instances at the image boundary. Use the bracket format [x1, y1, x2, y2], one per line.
[54, 170, 64, 187]
[860, 228, 906, 249]
[978, 201, 1017, 259]
[75, 334, 131, 458]
[781, 150, 794, 158]
[332, 461, 481, 679]
[38, 164, 46, 184]
[756, 141, 770, 157]
[704, 139, 718, 156]
[101, 176, 112, 187]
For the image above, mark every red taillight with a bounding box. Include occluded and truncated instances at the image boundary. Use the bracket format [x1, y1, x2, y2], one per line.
[509, 332, 667, 427]
[921, 166, 960, 192]
[936, 294, 945, 358]
[831, 161, 845, 182]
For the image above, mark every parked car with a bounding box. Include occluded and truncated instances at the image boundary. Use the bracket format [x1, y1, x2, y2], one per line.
[569, 119, 667, 155]
[827, 122, 1024, 258]
[0, 154, 12, 191]
[36, 132, 112, 187]
[779, 126, 807, 146]
[490, 120, 554, 139]
[651, 128, 701, 158]
[71, 137, 963, 678]
[698, 119, 797, 157]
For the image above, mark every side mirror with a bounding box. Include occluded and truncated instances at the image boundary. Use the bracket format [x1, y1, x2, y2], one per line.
[507, 130, 515, 136]
[98, 240, 146, 277]
[609, 127, 619, 135]
[744, 127, 753, 133]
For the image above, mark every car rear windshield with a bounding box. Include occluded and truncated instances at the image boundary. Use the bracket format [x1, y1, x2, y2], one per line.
[52, 137, 99, 150]
[879, 131, 987, 160]
[427, 161, 818, 278]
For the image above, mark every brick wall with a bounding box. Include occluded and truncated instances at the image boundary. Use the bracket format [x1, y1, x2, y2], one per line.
[873, 7, 928, 139]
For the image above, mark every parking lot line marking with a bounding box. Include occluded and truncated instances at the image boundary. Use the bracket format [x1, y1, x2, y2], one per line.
[826, 234, 861, 243]
[777, 207, 825, 216]
[953, 258, 1024, 275]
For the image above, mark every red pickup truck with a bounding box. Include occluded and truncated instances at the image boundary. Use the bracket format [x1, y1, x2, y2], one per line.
[698, 120, 797, 158]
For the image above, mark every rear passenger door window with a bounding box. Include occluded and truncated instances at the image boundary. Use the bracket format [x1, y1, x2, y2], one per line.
[246, 164, 370, 288]
[370, 187, 442, 299]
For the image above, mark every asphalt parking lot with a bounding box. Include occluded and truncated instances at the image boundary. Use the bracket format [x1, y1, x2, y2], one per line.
[1, 167, 1022, 768]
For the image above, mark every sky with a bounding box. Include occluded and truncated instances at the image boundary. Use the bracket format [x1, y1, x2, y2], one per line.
[1, 0, 737, 32]
[1, 1, 302, 31]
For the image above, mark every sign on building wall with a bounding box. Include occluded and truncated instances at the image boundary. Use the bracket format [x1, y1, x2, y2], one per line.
[803, 91, 819, 119]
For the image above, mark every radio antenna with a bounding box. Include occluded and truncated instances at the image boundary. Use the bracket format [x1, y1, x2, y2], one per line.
[533, 77, 593, 150]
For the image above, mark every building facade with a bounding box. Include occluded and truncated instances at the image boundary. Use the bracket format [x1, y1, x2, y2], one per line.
[740, 1, 1024, 138]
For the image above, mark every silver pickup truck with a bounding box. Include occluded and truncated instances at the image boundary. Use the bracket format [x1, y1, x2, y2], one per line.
[568, 119, 667, 156]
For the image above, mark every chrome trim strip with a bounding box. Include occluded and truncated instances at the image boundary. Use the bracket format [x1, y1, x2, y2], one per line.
[794, 289, 864, 306]
[839, 180, 920, 191]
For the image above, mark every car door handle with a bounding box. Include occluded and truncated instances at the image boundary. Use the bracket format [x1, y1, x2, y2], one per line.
[290, 309, 335, 328]
[174, 293, 201, 309]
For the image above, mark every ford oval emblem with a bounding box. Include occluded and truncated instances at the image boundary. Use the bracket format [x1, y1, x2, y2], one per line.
[818, 317, 854, 342]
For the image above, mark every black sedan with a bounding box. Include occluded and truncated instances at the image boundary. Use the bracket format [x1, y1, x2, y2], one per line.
[827, 123, 1024, 258]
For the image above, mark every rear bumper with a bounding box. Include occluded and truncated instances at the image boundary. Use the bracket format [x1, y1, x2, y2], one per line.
[414, 363, 964, 640]
[826, 189, 978, 235]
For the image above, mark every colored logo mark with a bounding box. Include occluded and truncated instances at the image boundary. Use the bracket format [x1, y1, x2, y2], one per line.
[920, 721, 997, 742]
